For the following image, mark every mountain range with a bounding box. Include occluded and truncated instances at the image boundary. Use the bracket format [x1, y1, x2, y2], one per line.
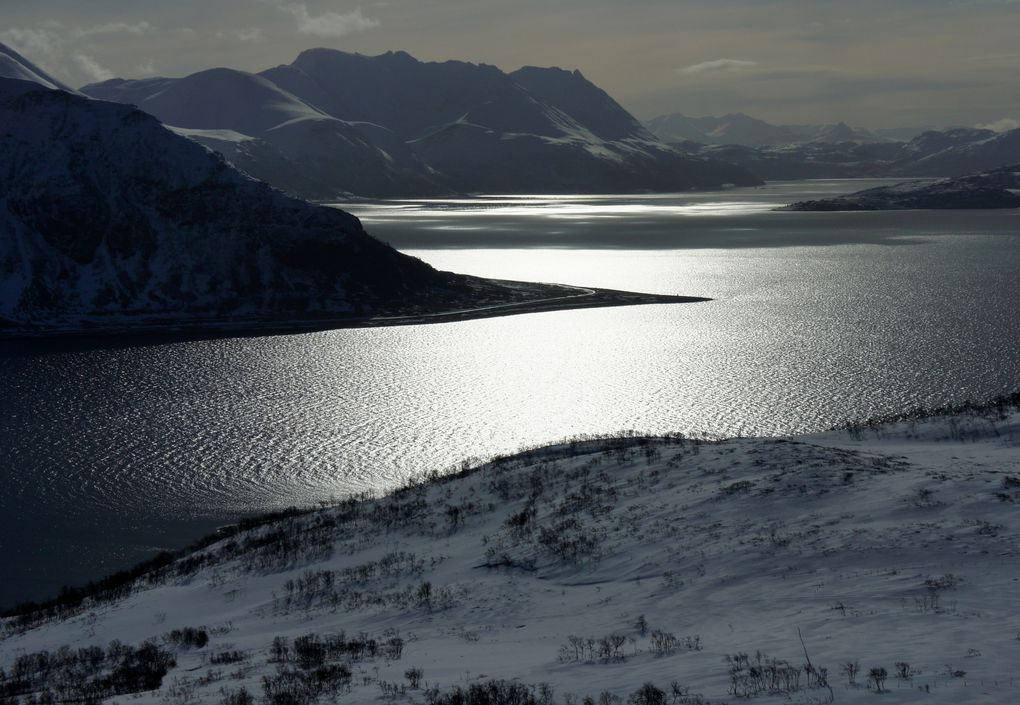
[677, 127, 1020, 180]
[0, 44, 537, 333]
[645, 111, 912, 147]
[81, 49, 759, 200]
[1, 43, 707, 335]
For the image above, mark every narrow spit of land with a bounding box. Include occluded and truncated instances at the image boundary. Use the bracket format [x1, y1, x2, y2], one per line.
[0, 279, 709, 339]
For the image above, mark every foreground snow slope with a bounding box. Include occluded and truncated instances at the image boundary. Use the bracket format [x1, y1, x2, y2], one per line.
[3, 403, 1020, 703]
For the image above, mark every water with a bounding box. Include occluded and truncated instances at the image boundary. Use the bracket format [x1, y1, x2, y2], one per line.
[2, 181, 1019, 607]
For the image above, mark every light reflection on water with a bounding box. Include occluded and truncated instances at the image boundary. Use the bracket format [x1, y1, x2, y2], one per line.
[1, 184, 1020, 606]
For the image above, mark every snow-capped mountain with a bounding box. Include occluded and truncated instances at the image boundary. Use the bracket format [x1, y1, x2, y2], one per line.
[677, 125, 1020, 180]
[0, 47, 463, 332]
[646, 112, 890, 147]
[82, 68, 446, 199]
[85, 49, 760, 197]
[647, 112, 805, 147]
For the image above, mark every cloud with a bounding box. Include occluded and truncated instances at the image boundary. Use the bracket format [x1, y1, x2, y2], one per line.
[0, 23, 149, 85]
[680, 59, 757, 75]
[73, 53, 113, 82]
[215, 27, 264, 42]
[135, 60, 157, 76]
[977, 117, 1020, 132]
[74, 22, 153, 37]
[282, 4, 379, 37]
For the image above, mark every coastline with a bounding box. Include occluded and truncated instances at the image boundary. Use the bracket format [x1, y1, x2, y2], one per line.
[0, 280, 710, 341]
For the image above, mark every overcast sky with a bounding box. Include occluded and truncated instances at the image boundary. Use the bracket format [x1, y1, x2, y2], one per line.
[3, 0, 1018, 129]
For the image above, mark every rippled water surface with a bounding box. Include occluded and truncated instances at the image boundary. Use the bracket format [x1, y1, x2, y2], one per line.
[2, 181, 1019, 606]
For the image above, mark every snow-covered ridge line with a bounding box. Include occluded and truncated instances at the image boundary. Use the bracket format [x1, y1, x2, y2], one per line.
[4, 399, 1020, 704]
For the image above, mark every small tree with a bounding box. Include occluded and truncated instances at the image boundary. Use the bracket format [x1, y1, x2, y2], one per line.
[628, 683, 666, 705]
[842, 661, 859, 685]
[868, 667, 888, 692]
[635, 614, 648, 637]
[404, 667, 423, 689]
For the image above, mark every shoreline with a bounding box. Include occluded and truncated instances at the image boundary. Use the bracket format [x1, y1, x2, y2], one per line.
[0, 282, 710, 342]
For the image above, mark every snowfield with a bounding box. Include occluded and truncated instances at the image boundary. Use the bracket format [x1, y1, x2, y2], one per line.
[3, 402, 1020, 704]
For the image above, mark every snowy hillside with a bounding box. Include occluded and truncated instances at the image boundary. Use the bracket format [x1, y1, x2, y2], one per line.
[3, 401, 1020, 704]
[84, 49, 760, 198]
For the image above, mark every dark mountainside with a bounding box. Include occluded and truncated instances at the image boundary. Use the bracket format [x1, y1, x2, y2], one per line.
[83, 49, 760, 199]
[0, 75, 449, 331]
[1, 47, 703, 336]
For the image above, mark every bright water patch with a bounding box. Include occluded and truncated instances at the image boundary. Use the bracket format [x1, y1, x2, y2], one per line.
[1, 183, 1019, 606]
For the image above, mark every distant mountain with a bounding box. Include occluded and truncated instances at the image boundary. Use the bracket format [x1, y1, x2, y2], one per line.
[646, 112, 892, 147]
[677, 126, 1020, 181]
[82, 68, 446, 199]
[646, 112, 803, 147]
[890, 128, 1020, 177]
[84, 49, 759, 198]
[872, 126, 932, 142]
[0, 47, 472, 333]
[781, 164, 1020, 211]
[509, 65, 654, 141]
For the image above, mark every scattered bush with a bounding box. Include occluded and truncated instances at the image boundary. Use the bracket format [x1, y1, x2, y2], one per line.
[405, 667, 424, 689]
[0, 639, 175, 703]
[424, 679, 540, 705]
[868, 667, 888, 692]
[164, 627, 209, 649]
[628, 683, 666, 705]
[726, 651, 829, 699]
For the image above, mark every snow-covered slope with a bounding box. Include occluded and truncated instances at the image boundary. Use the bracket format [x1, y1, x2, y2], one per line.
[4, 402, 1020, 704]
[82, 68, 446, 199]
[0, 72, 457, 331]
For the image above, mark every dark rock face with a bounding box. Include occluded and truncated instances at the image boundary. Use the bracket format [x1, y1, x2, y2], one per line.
[0, 77, 449, 328]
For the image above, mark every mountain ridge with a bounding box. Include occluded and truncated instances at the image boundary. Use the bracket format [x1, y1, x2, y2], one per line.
[82, 48, 761, 199]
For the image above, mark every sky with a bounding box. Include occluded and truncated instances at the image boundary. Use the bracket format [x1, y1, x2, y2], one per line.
[2, 0, 1019, 129]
